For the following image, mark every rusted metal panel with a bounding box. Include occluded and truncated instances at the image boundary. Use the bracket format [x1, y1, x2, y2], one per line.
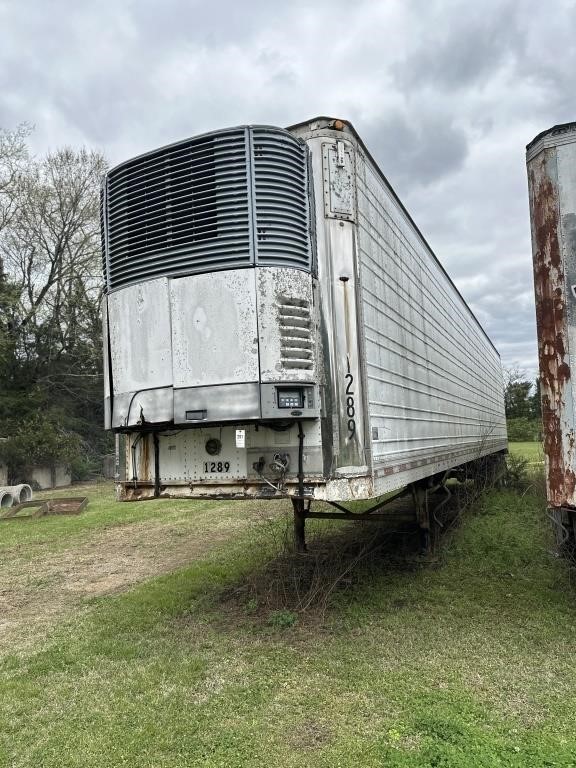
[117, 475, 374, 502]
[527, 123, 576, 508]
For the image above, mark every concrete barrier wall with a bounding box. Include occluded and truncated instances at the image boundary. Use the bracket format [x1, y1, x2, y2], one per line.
[31, 465, 72, 490]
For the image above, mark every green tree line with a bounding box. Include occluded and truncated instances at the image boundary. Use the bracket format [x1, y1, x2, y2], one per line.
[504, 367, 542, 442]
[0, 124, 110, 481]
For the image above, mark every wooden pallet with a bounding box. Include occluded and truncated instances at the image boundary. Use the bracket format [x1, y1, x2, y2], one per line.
[0, 497, 88, 520]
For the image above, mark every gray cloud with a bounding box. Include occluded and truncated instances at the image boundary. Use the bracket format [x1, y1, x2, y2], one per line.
[361, 111, 469, 187]
[0, 0, 574, 377]
[393, 0, 526, 92]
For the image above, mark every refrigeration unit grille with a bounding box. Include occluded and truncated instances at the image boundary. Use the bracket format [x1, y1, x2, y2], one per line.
[104, 129, 250, 289]
[102, 127, 312, 291]
[252, 130, 311, 271]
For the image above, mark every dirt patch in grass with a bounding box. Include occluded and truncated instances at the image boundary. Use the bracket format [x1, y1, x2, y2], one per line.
[288, 719, 333, 750]
[0, 512, 264, 652]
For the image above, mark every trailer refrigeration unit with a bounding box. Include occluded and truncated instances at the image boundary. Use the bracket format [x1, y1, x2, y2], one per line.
[102, 117, 508, 549]
[527, 122, 576, 547]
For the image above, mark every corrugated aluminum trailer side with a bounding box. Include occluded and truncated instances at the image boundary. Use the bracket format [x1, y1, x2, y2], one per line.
[358, 148, 507, 493]
[527, 121, 576, 545]
[291, 119, 508, 496]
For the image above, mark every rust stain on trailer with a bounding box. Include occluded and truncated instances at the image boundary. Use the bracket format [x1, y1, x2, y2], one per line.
[530, 162, 575, 505]
[566, 427, 576, 475]
[139, 435, 150, 482]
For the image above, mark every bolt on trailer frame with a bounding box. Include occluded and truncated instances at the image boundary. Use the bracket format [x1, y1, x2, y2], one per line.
[101, 117, 507, 549]
[527, 121, 576, 548]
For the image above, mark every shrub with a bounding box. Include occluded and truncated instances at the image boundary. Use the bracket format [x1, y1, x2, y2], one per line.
[267, 609, 298, 629]
[506, 417, 541, 442]
[0, 413, 82, 480]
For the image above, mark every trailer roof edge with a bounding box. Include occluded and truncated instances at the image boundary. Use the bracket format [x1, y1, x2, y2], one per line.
[287, 116, 500, 358]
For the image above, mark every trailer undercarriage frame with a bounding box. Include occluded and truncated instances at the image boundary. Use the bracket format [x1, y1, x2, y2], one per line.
[290, 453, 507, 554]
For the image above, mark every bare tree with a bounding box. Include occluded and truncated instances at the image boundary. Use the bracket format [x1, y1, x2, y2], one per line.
[0, 124, 31, 235]
[0, 137, 109, 475]
[2, 147, 107, 371]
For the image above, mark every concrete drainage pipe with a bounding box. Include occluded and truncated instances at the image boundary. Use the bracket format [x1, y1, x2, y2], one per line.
[10, 484, 33, 504]
[0, 490, 14, 508]
[0, 484, 33, 505]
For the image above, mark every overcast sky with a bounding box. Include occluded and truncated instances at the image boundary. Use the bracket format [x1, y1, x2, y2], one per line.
[2, 0, 575, 378]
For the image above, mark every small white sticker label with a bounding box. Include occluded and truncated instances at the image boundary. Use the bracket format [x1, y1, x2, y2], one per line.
[235, 429, 245, 448]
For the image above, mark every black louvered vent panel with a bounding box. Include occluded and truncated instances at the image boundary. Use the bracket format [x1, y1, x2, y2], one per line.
[252, 130, 311, 270]
[102, 126, 313, 291]
[104, 129, 251, 289]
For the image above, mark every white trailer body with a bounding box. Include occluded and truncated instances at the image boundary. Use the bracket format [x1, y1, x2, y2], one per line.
[101, 117, 507, 505]
[527, 122, 576, 541]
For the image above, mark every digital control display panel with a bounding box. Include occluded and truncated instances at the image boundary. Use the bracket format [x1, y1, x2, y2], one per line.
[277, 389, 304, 409]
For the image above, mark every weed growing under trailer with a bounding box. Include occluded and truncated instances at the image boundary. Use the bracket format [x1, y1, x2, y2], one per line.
[527, 122, 576, 548]
[102, 117, 507, 549]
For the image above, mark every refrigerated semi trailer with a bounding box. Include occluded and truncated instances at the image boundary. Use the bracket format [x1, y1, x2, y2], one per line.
[101, 116, 507, 548]
[527, 121, 576, 546]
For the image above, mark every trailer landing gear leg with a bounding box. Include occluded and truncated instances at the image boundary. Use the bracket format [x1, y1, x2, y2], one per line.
[292, 497, 307, 553]
[411, 482, 431, 556]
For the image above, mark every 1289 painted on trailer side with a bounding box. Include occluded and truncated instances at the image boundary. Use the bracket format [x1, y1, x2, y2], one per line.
[101, 117, 507, 547]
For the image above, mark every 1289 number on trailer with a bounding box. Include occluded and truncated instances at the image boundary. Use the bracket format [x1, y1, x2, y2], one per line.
[345, 359, 356, 439]
[203, 462, 231, 473]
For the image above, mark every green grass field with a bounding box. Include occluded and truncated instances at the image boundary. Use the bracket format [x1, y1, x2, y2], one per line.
[1, 443, 575, 767]
[508, 441, 544, 463]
